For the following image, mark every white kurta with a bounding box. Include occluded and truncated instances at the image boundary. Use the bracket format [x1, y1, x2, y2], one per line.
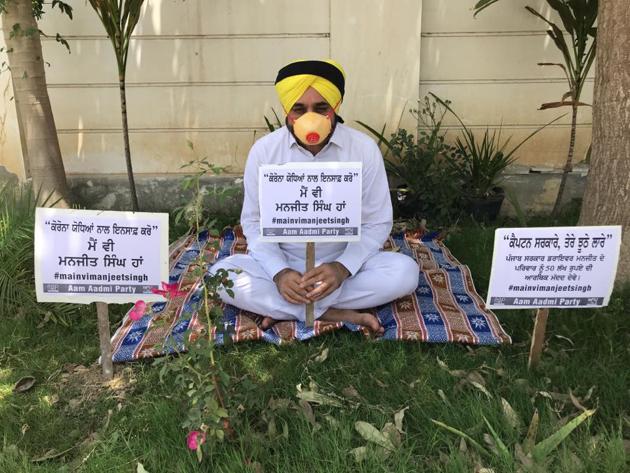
[211, 124, 419, 321]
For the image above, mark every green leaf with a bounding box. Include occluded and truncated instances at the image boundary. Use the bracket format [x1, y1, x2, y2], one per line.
[547, 0, 577, 36]
[483, 416, 512, 463]
[264, 115, 275, 132]
[532, 409, 595, 461]
[473, 0, 502, 17]
[431, 419, 491, 459]
[355, 120, 396, 155]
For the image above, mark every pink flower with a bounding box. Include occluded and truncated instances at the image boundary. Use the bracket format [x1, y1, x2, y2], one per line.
[129, 300, 146, 321]
[151, 281, 187, 299]
[186, 430, 206, 450]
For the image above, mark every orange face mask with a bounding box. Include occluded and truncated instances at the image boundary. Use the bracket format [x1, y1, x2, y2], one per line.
[292, 112, 332, 146]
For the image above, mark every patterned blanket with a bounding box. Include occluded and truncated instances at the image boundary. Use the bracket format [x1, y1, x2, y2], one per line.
[111, 227, 511, 362]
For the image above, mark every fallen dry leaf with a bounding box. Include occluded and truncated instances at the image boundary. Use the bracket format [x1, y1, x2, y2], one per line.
[381, 422, 402, 448]
[298, 399, 317, 426]
[569, 389, 589, 412]
[268, 398, 292, 411]
[137, 463, 150, 473]
[394, 406, 409, 433]
[296, 384, 342, 407]
[350, 446, 368, 462]
[342, 385, 360, 399]
[313, 347, 329, 363]
[459, 437, 468, 453]
[523, 409, 540, 453]
[355, 421, 396, 451]
[468, 381, 493, 399]
[500, 397, 522, 431]
[13, 376, 36, 394]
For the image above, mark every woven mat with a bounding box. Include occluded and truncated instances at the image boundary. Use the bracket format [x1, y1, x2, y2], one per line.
[111, 227, 511, 362]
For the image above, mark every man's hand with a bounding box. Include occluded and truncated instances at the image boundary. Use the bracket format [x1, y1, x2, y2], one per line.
[273, 268, 310, 304]
[300, 262, 350, 301]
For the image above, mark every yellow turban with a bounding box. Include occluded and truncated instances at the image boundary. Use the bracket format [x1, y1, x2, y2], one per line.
[274, 59, 346, 114]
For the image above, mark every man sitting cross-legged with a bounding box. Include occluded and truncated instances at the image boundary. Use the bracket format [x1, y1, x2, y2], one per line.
[210, 59, 419, 335]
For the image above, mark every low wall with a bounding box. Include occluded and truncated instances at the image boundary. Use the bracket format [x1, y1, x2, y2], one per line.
[67, 167, 588, 219]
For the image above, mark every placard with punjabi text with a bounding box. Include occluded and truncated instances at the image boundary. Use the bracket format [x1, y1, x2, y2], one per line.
[259, 162, 362, 242]
[486, 226, 622, 309]
[35, 208, 169, 304]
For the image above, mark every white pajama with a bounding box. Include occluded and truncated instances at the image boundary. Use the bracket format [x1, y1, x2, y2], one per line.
[212, 247, 419, 322]
[210, 124, 419, 321]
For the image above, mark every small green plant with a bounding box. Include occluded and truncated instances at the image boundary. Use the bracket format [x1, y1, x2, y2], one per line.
[431, 93, 564, 200]
[433, 402, 595, 470]
[151, 151, 236, 462]
[0, 182, 75, 324]
[172, 140, 241, 237]
[153, 265, 234, 462]
[264, 108, 283, 132]
[357, 95, 464, 224]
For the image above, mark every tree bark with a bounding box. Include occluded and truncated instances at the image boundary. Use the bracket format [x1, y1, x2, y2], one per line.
[2, 0, 70, 205]
[579, 0, 630, 287]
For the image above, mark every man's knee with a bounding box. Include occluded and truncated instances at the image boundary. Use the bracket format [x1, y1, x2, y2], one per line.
[381, 253, 418, 297]
[357, 252, 418, 296]
[209, 259, 233, 277]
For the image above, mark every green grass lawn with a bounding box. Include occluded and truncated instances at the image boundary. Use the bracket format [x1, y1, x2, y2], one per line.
[1, 221, 629, 472]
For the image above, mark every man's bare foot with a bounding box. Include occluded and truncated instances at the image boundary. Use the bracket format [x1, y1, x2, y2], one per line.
[259, 316, 278, 330]
[319, 308, 385, 336]
[357, 312, 385, 336]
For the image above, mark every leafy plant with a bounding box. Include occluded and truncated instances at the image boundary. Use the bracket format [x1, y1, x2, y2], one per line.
[172, 141, 241, 237]
[0, 182, 76, 324]
[357, 95, 464, 224]
[432, 401, 595, 469]
[472, 0, 503, 16]
[264, 108, 283, 132]
[87, 0, 146, 211]
[152, 155, 236, 462]
[431, 93, 564, 200]
[473, 0, 598, 217]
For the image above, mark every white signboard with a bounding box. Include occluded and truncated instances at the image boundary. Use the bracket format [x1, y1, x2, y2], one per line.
[35, 208, 169, 304]
[486, 226, 622, 309]
[259, 162, 362, 242]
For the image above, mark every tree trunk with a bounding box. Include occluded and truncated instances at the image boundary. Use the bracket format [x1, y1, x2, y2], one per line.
[2, 0, 70, 206]
[552, 102, 579, 218]
[579, 0, 630, 287]
[118, 75, 139, 211]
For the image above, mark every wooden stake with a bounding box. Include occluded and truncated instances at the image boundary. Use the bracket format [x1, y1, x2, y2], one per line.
[528, 308, 549, 370]
[96, 302, 114, 380]
[305, 242, 315, 327]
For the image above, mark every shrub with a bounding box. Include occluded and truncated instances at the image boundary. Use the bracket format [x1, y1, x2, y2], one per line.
[0, 182, 76, 323]
[358, 96, 464, 224]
